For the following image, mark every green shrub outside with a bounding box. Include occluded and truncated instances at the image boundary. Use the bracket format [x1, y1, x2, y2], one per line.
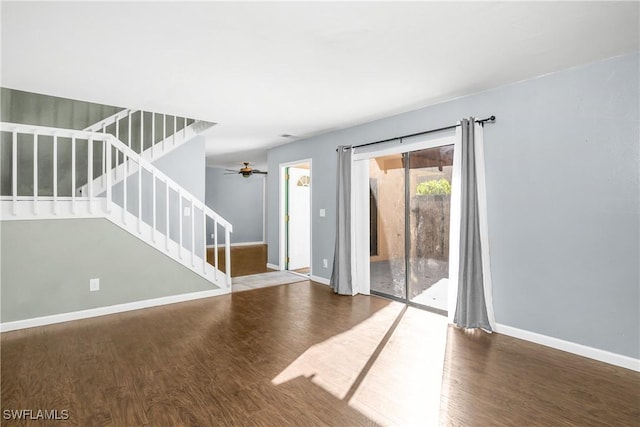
[416, 178, 451, 195]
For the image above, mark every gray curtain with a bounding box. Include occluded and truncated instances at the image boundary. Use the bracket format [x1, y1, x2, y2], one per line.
[454, 118, 492, 331]
[330, 145, 353, 295]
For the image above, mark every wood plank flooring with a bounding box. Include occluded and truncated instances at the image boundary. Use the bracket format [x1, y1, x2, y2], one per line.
[207, 244, 267, 277]
[1, 281, 638, 426]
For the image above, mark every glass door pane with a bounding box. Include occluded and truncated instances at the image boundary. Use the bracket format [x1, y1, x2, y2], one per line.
[408, 145, 454, 313]
[369, 154, 406, 300]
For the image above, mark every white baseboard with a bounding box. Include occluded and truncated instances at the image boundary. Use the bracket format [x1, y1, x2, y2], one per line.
[266, 263, 281, 270]
[207, 241, 265, 248]
[232, 241, 265, 247]
[495, 323, 640, 372]
[0, 288, 229, 333]
[309, 274, 330, 285]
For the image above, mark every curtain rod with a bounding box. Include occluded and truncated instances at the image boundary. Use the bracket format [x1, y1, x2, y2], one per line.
[336, 115, 496, 152]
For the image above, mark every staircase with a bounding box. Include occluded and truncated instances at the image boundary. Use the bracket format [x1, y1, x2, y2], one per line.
[78, 109, 215, 196]
[0, 121, 232, 290]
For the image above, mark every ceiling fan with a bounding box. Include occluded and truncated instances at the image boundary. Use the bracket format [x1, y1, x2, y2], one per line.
[225, 162, 268, 178]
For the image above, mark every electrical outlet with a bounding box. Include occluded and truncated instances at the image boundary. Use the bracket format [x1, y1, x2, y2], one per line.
[89, 278, 100, 292]
[319, 209, 326, 217]
[184, 207, 191, 217]
[323, 259, 328, 268]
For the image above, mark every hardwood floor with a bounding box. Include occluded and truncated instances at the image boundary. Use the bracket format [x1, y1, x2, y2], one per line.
[1, 281, 638, 426]
[207, 244, 267, 277]
[440, 328, 639, 426]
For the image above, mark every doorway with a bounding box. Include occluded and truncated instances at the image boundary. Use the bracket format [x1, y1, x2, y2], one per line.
[364, 139, 458, 315]
[280, 161, 311, 275]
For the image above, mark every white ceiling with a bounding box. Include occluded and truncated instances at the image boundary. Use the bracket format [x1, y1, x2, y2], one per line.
[2, 1, 638, 169]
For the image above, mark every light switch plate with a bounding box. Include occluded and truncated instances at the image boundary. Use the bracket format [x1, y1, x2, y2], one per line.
[319, 209, 326, 217]
[89, 278, 100, 292]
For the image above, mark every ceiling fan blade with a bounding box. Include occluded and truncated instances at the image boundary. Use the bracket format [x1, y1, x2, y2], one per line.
[224, 169, 238, 172]
[224, 172, 239, 175]
[252, 170, 268, 174]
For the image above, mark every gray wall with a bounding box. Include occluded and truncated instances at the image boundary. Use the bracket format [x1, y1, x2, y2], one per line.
[266, 53, 640, 359]
[153, 134, 206, 254]
[0, 218, 216, 323]
[153, 135, 206, 201]
[0, 88, 122, 196]
[205, 167, 264, 244]
[1, 88, 122, 129]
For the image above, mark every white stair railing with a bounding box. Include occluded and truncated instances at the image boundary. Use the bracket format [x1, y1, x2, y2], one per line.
[84, 108, 215, 154]
[78, 109, 216, 197]
[0, 122, 232, 288]
[84, 108, 192, 149]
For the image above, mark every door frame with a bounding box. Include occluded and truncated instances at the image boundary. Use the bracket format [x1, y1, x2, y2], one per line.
[278, 158, 313, 273]
[352, 131, 460, 318]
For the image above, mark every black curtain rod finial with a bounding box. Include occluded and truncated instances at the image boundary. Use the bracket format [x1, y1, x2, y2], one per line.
[477, 115, 496, 125]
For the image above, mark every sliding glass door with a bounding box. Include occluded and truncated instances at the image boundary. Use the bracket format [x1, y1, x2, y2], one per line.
[408, 146, 453, 312]
[369, 145, 454, 314]
[368, 153, 406, 300]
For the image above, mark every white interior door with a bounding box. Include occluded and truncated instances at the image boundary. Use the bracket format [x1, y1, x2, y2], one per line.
[287, 166, 311, 270]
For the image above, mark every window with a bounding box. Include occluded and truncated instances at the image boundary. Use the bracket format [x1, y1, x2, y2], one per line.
[296, 175, 311, 187]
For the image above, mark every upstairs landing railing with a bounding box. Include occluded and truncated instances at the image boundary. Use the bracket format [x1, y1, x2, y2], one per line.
[78, 109, 215, 196]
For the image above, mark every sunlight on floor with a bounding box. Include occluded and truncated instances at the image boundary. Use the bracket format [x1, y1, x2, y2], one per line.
[272, 303, 405, 398]
[411, 278, 449, 311]
[272, 302, 448, 426]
